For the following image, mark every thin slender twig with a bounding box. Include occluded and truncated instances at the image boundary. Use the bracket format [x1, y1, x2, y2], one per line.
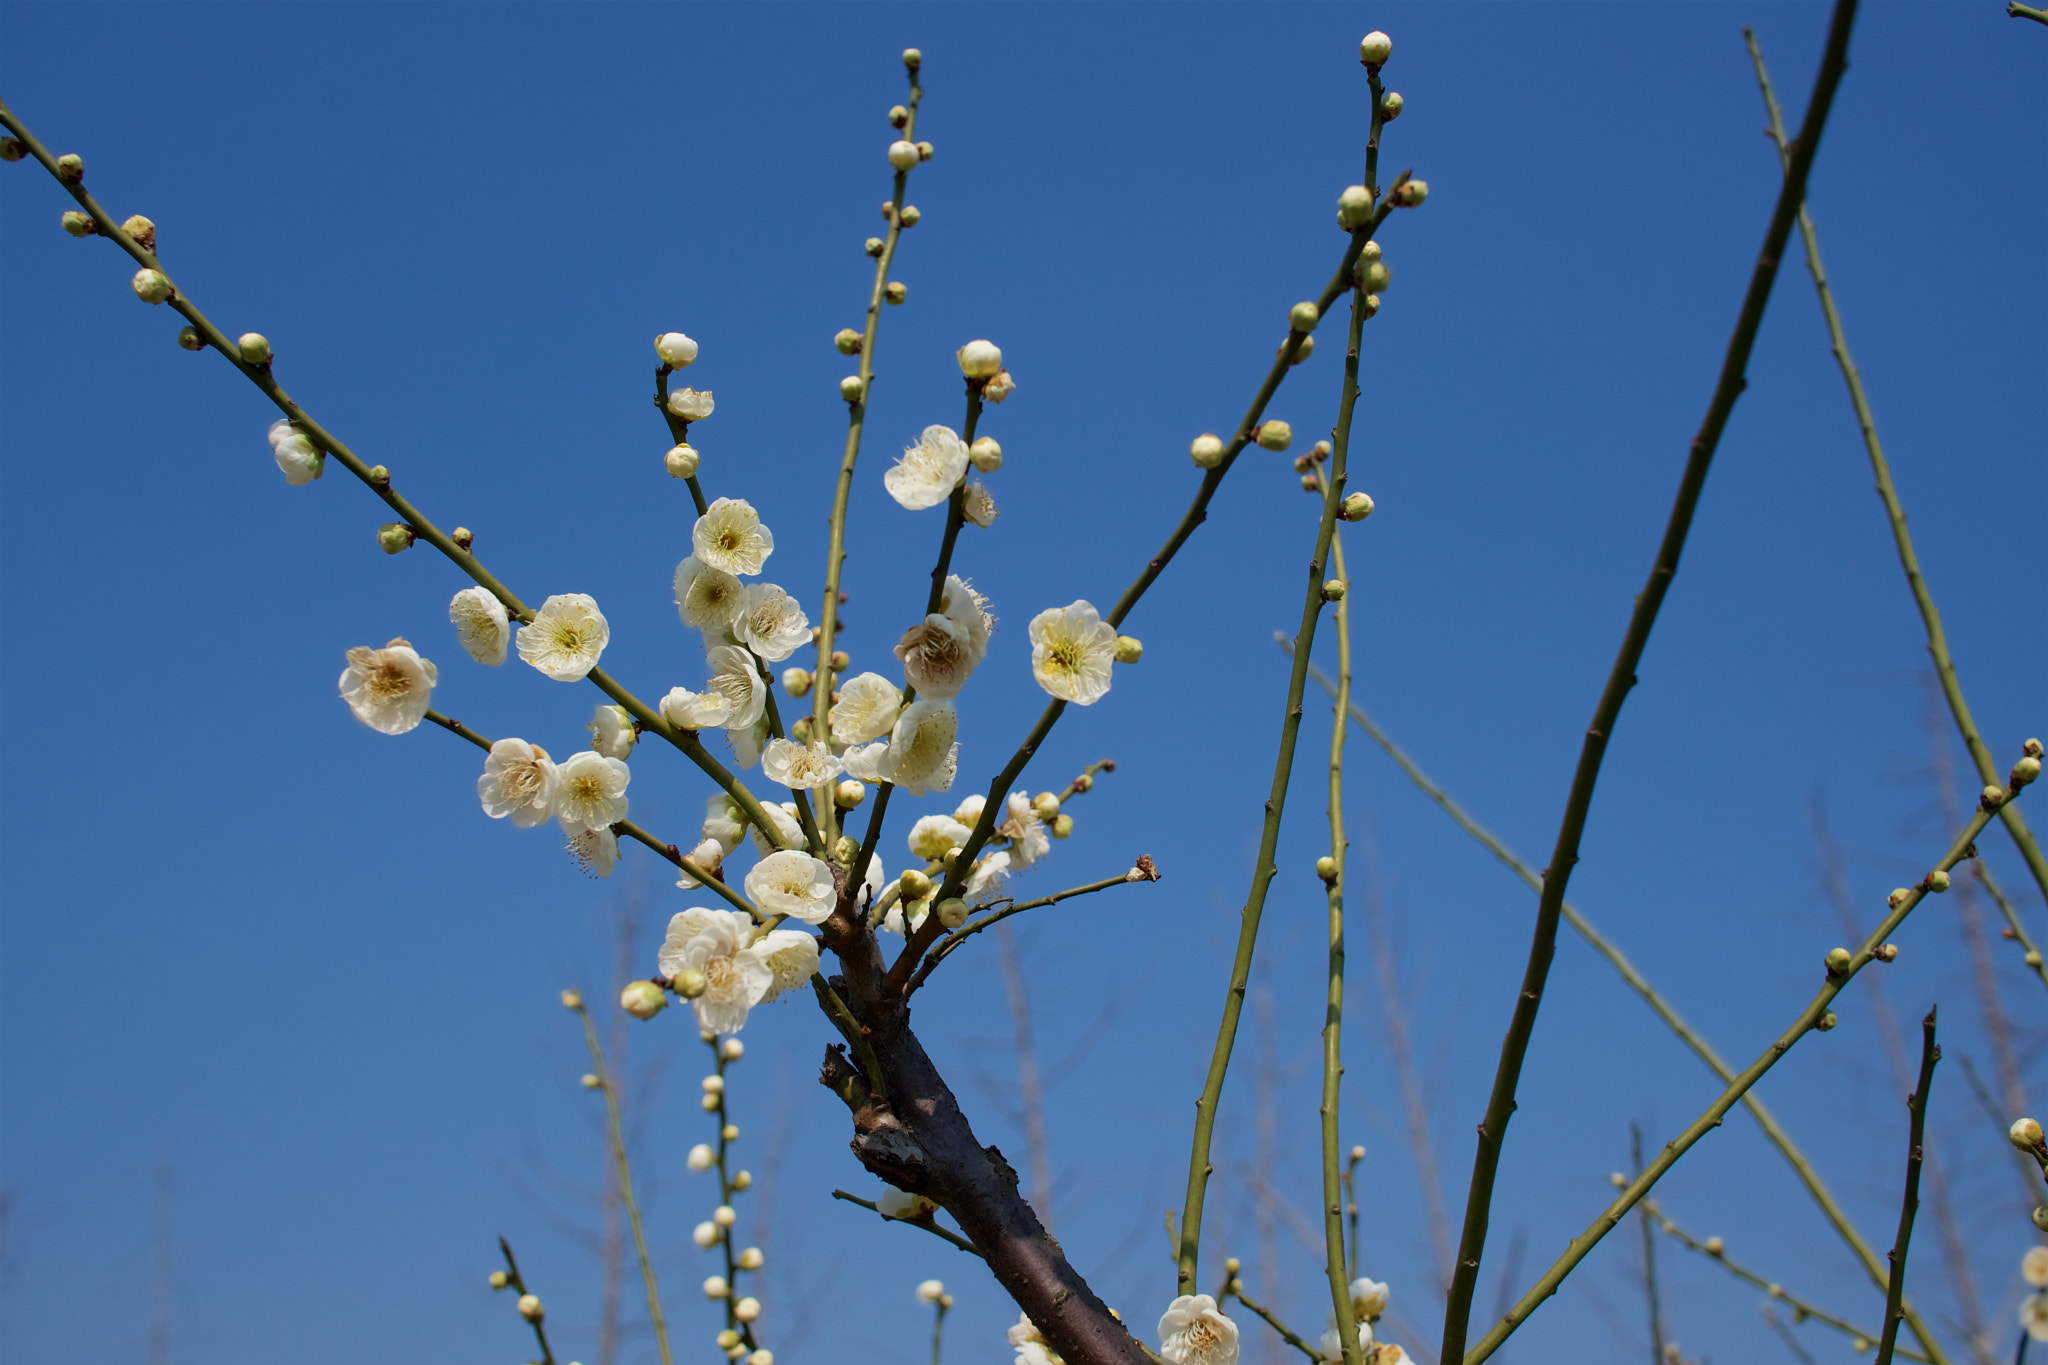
[1469, 780, 2015, 1364]
[1762, 1306, 1826, 1365]
[1226, 1281, 1322, 1362]
[570, 999, 672, 1365]
[906, 868, 1153, 993]
[829, 1190, 985, 1259]
[1632, 1126, 1665, 1365]
[1746, 25, 2048, 921]
[1296, 663, 1952, 1363]
[1658, 1211, 1923, 1361]
[1877, 1009, 1942, 1365]
[1441, 6, 1860, 1357]
[497, 1237, 558, 1365]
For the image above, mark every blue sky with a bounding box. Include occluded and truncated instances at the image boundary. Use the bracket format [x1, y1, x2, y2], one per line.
[1, 3, 2042, 1364]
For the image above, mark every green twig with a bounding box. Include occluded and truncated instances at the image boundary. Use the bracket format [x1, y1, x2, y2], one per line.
[1746, 26, 2048, 928]
[1226, 1281, 1321, 1362]
[1877, 1009, 1941, 1365]
[1440, 5, 1860, 1356]
[2009, 1, 2048, 24]
[1633, 1126, 1665, 1365]
[570, 1000, 672, 1365]
[906, 866, 1151, 993]
[829, 1190, 985, 1259]
[496, 1237, 558, 1365]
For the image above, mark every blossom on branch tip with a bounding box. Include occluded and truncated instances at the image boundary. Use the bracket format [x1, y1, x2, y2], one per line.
[478, 738, 558, 827]
[667, 387, 715, 421]
[957, 339, 1004, 379]
[339, 639, 437, 734]
[657, 908, 774, 1034]
[885, 424, 971, 510]
[566, 824, 619, 878]
[692, 498, 773, 576]
[656, 332, 699, 368]
[1158, 1294, 1239, 1365]
[665, 444, 700, 479]
[518, 594, 610, 681]
[554, 751, 630, 833]
[449, 587, 510, 665]
[831, 672, 904, 746]
[1028, 600, 1118, 705]
[983, 369, 1016, 403]
[267, 418, 325, 485]
[733, 583, 810, 662]
[761, 739, 843, 793]
[588, 704, 638, 760]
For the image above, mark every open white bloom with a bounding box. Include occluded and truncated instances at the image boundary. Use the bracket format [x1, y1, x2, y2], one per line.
[703, 795, 746, 854]
[661, 684, 734, 731]
[267, 418, 325, 485]
[1316, 1322, 1374, 1364]
[895, 612, 979, 699]
[728, 713, 772, 770]
[762, 738, 844, 792]
[667, 386, 714, 421]
[965, 850, 1010, 907]
[693, 498, 773, 576]
[1028, 600, 1117, 705]
[998, 791, 1049, 870]
[478, 739, 557, 827]
[953, 794, 987, 826]
[705, 645, 769, 731]
[884, 424, 971, 510]
[339, 638, 437, 734]
[675, 837, 726, 890]
[876, 1186, 937, 1220]
[448, 587, 510, 665]
[1009, 1314, 1065, 1365]
[748, 801, 805, 856]
[908, 815, 973, 860]
[1349, 1278, 1390, 1320]
[673, 556, 745, 631]
[566, 824, 619, 878]
[553, 751, 631, 833]
[830, 672, 902, 746]
[518, 593, 610, 681]
[733, 583, 810, 662]
[963, 483, 998, 528]
[657, 908, 773, 1034]
[745, 850, 837, 923]
[1159, 1294, 1239, 1365]
[849, 698, 958, 795]
[588, 704, 637, 759]
[754, 927, 821, 999]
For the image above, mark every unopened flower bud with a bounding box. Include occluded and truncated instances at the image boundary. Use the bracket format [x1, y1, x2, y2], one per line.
[131, 268, 172, 304]
[1316, 855, 1339, 882]
[900, 205, 921, 226]
[749, 1350, 774, 1365]
[1072, 773, 1094, 793]
[936, 897, 969, 929]
[694, 1221, 721, 1248]
[1256, 420, 1293, 452]
[560, 989, 584, 1010]
[2035, 1206, 2048, 1232]
[713, 1204, 737, 1228]
[1114, 635, 1143, 664]
[582, 1073, 602, 1089]
[833, 835, 859, 867]
[1337, 185, 1374, 230]
[1340, 491, 1375, 521]
[0, 138, 24, 162]
[1824, 947, 1853, 976]
[737, 1246, 764, 1270]
[723, 1037, 744, 1060]
[377, 522, 415, 555]
[1051, 813, 1073, 839]
[452, 527, 475, 551]
[889, 105, 910, 128]
[884, 281, 907, 305]
[654, 333, 700, 371]
[1392, 179, 1429, 208]
[1357, 260, 1392, 293]
[1290, 301, 1320, 333]
[1313, 441, 1333, 461]
[835, 328, 863, 355]
[2013, 755, 2041, 786]
[840, 375, 866, 401]
[665, 443, 701, 479]
[1887, 887, 1913, 910]
[722, 1123, 739, 1141]
[1360, 240, 1383, 265]
[902, 47, 922, 67]
[119, 215, 156, 252]
[900, 869, 933, 900]
[830, 650, 850, 671]
[1925, 869, 1951, 893]
[621, 980, 667, 1019]
[237, 333, 272, 365]
[490, 1270, 510, 1289]
[177, 325, 204, 351]
[704, 1275, 730, 1299]
[733, 1169, 751, 1190]
[1190, 433, 1227, 468]
[1874, 943, 1898, 962]
[55, 153, 83, 183]
[1034, 792, 1062, 822]
[1301, 474, 1319, 492]
[1704, 1236, 1724, 1255]
[60, 210, 94, 237]
[1983, 784, 2007, 810]
[1363, 294, 1382, 317]
[957, 339, 1004, 379]
[1815, 1010, 1838, 1032]
[835, 778, 866, 810]
[517, 1294, 544, 1321]
[2030, 950, 2045, 968]
[1608, 1172, 1627, 1187]
[865, 237, 885, 257]
[916, 1278, 946, 1303]
[888, 140, 920, 171]
[701, 1076, 725, 1098]
[969, 436, 1003, 471]
[1287, 335, 1314, 365]
[790, 715, 814, 744]
[366, 465, 390, 489]
[2011, 1117, 2045, 1150]
[717, 1329, 741, 1350]
[1380, 91, 1404, 121]
[1294, 454, 1314, 474]
[781, 666, 813, 698]
[2026, 738, 2044, 758]
[1324, 579, 1347, 600]
[687, 1143, 714, 1171]
[735, 1297, 761, 1323]
[673, 967, 708, 999]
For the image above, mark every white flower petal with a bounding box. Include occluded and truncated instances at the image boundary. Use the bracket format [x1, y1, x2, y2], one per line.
[449, 587, 510, 666]
[692, 497, 773, 576]
[518, 593, 610, 681]
[743, 850, 838, 923]
[478, 738, 558, 827]
[883, 424, 970, 511]
[673, 556, 745, 631]
[553, 751, 631, 833]
[338, 639, 435, 734]
[1028, 600, 1116, 705]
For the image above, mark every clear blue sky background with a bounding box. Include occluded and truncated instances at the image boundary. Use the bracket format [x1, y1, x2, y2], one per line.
[1, 4, 2041, 1364]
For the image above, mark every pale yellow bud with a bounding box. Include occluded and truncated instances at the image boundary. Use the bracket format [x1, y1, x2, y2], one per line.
[835, 779, 867, 810]
[1359, 31, 1392, 65]
[560, 989, 584, 1011]
[55, 153, 83, 183]
[621, 980, 667, 1019]
[835, 327, 863, 354]
[656, 332, 699, 368]
[61, 210, 95, 237]
[1114, 635, 1143, 664]
[1256, 421, 1293, 452]
[1289, 301, 1320, 332]
[1824, 947, 1853, 975]
[1051, 813, 1073, 839]
[1337, 185, 1374, 231]
[888, 140, 920, 171]
[1380, 91, 1405, 121]
[2011, 1117, 2045, 1150]
[490, 1270, 510, 1289]
[1340, 492, 1375, 521]
[377, 522, 415, 555]
[1391, 179, 1429, 207]
[131, 268, 173, 304]
[1924, 869, 1951, 893]
[936, 897, 969, 929]
[518, 1294, 544, 1321]
[1324, 579, 1347, 600]
[1316, 856, 1339, 882]
[969, 436, 1003, 471]
[665, 444, 700, 479]
[582, 1074, 602, 1089]
[889, 105, 910, 128]
[1033, 793, 1061, 822]
[884, 281, 907, 305]
[673, 967, 708, 999]
[840, 375, 866, 401]
[1190, 433, 1227, 468]
[120, 214, 156, 252]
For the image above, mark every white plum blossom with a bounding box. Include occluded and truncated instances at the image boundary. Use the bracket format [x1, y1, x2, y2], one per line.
[997, 791, 1049, 870]
[658, 909, 773, 1034]
[982, 370, 1016, 403]
[884, 424, 970, 510]
[744, 850, 837, 924]
[762, 738, 843, 792]
[448, 587, 510, 665]
[656, 332, 699, 368]
[1009, 1314, 1065, 1365]
[553, 751, 631, 833]
[1350, 1279, 1389, 1321]
[686, 1143, 715, 1171]
[908, 814, 973, 860]
[478, 738, 557, 827]
[733, 583, 810, 662]
[1028, 600, 1117, 705]
[964, 850, 1010, 907]
[953, 794, 987, 826]
[703, 795, 746, 854]
[667, 387, 715, 421]
[567, 825, 618, 878]
[748, 801, 806, 857]
[842, 700, 958, 796]
[705, 645, 769, 730]
[661, 684, 733, 731]
[267, 418, 324, 485]
[673, 556, 745, 631]
[963, 483, 998, 528]
[754, 927, 821, 999]
[830, 672, 902, 746]
[2024, 1290, 2048, 1344]
[518, 593, 610, 682]
[895, 579, 993, 700]
[338, 638, 437, 734]
[727, 713, 771, 770]
[881, 891, 931, 937]
[588, 704, 637, 759]
[876, 1186, 937, 1220]
[693, 498, 773, 576]
[1158, 1294, 1239, 1365]
[1317, 1322, 1374, 1364]
[675, 837, 726, 890]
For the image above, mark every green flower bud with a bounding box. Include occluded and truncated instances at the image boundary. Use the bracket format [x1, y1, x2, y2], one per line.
[1824, 947, 1853, 976]
[237, 333, 272, 365]
[1114, 635, 1143, 664]
[2034, 1206, 2048, 1233]
[61, 210, 94, 237]
[782, 666, 814, 698]
[119, 215, 156, 252]
[834, 835, 859, 865]
[1286, 334, 1314, 365]
[367, 465, 390, 488]
[1256, 420, 1293, 452]
[1363, 294, 1382, 318]
[452, 527, 475, 551]
[1340, 491, 1375, 521]
[621, 980, 667, 1019]
[378, 522, 415, 555]
[1190, 433, 1226, 469]
[1357, 260, 1391, 293]
[1391, 179, 1429, 208]
[1360, 240, 1383, 264]
[1380, 91, 1405, 121]
[1337, 184, 1374, 231]
[1051, 813, 1073, 839]
[889, 105, 910, 128]
[1034, 792, 1061, 822]
[791, 715, 814, 744]
[900, 868, 933, 899]
[1359, 31, 1393, 66]
[902, 47, 922, 68]
[830, 650, 850, 671]
[672, 967, 708, 999]
[2013, 754, 2041, 786]
[1924, 869, 1951, 893]
[835, 327, 863, 355]
[1316, 856, 1339, 882]
[936, 897, 968, 929]
[899, 204, 921, 226]
[177, 325, 204, 351]
[54, 153, 83, 184]
[835, 778, 866, 810]
[2012, 1117, 2045, 1150]
[0, 137, 25, 162]
[884, 281, 907, 305]
[130, 268, 172, 304]
[1324, 579, 1347, 600]
[1982, 784, 2007, 810]
[489, 1270, 510, 1289]
[1815, 1011, 1838, 1032]
[840, 374, 867, 401]
[865, 237, 886, 257]
[1289, 301, 1320, 333]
